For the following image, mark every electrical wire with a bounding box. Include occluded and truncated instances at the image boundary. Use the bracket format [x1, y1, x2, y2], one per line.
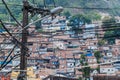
[0, 33, 19, 70]
[53, 0, 56, 7]
[0, 44, 17, 68]
[42, 5, 120, 10]
[0, 1, 120, 10]
[0, 54, 20, 70]
[18, 15, 119, 33]
[43, 0, 46, 8]
[0, 20, 28, 51]
[0, 21, 27, 70]
[0, 32, 13, 51]
[0, 13, 50, 70]
[0, 24, 33, 70]
[0, 38, 11, 51]
[0, 46, 32, 70]
[0, 59, 119, 71]
[2, 0, 22, 27]
[5, 64, 20, 75]
[0, 0, 120, 75]
[0, 2, 22, 6]
[0, 25, 21, 51]
[15, 15, 51, 36]
[1, 2, 120, 10]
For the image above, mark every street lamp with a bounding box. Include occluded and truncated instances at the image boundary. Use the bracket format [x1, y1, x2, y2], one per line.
[50, 6, 63, 15]
[17, 6, 64, 33]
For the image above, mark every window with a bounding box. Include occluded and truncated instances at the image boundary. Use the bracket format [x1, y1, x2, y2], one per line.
[27, 42, 33, 46]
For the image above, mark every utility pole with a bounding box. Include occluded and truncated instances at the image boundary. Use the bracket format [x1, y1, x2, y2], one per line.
[16, 1, 63, 79]
[18, 0, 29, 80]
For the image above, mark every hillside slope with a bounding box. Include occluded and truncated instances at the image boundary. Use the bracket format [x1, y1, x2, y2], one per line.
[0, 0, 120, 21]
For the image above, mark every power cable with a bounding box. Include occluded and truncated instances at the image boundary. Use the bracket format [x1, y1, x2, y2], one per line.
[15, 15, 50, 36]
[0, 44, 17, 68]
[0, 46, 32, 71]
[1, 2, 120, 10]
[5, 64, 20, 76]
[0, 2, 22, 6]
[43, 0, 47, 8]
[43, 5, 120, 10]
[2, 0, 22, 27]
[0, 31, 13, 51]
[40, 25, 120, 32]
[0, 0, 119, 75]
[0, 54, 20, 70]
[0, 15, 51, 70]
[0, 19, 28, 51]
[16, 59, 116, 71]
[53, 0, 56, 7]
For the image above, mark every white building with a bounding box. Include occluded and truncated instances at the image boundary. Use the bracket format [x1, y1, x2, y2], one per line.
[83, 24, 96, 39]
[106, 52, 113, 57]
[41, 16, 68, 32]
[53, 41, 66, 50]
[103, 52, 113, 63]
[100, 65, 117, 74]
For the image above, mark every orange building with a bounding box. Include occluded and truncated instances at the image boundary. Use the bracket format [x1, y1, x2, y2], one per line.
[1, 75, 10, 80]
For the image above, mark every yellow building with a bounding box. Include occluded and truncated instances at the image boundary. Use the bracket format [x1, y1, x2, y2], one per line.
[11, 67, 41, 80]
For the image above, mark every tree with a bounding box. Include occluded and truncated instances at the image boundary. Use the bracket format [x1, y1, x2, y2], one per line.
[98, 40, 106, 46]
[81, 54, 86, 61]
[102, 17, 120, 45]
[82, 67, 91, 79]
[80, 54, 86, 66]
[69, 14, 91, 36]
[63, 11, 71, 19]
[69, 14, 91, 27]
[35, 20, 42, 29]
[96, 66, 100, 73]
[45, 0, 54, 4]
[104, 31, 115, 44]
[80, 54, 91, 80]
[0, 24, 2, 28]
[102, 17, 116, 27]
[79, 77, 82, 80]
[85, 12, 101, 21]
[94, 51, 102, 63]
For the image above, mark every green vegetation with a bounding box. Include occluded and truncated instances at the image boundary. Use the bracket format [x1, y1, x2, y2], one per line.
[69, 14, 91, 26]
[102, 17, 120, 45]
[35, 20, 42, 29]
[79, 77, 82, 80]
[82, 67, 91, 79]
[98, 40, 106, 46]
[85, 12, 101, 21]
[37, 29, 43, 33]
[68, 14, 91, 35]
[63, 11, 71, 19]
[79, 54, 91, 80]
[0, 24, 2, 28]
[0, 0, 120, 21]
[94, 51, 102, 63]
[67, 12, 101, 35]
[102, 17, 116, 27]
[81, 54, 86, 61]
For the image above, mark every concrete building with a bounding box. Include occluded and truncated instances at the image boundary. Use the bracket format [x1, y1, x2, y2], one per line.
[100, 65, 117, 74]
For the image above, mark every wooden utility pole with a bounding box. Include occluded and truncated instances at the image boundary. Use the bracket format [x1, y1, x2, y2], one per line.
[18, 0, 29, 80]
